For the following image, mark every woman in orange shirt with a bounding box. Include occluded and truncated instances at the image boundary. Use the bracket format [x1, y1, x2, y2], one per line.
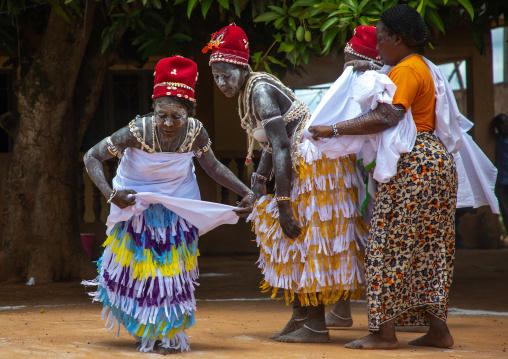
[310, 4, 457, 350]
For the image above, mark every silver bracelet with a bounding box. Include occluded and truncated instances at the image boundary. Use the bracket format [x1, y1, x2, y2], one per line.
[107, 189, 117, 204]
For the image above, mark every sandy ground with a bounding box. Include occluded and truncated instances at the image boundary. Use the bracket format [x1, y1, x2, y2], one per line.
[0, 249, 507, 359]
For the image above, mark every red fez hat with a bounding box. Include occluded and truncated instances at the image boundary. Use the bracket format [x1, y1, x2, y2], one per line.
[202, 23, 249, 66]
[152, 56, 198, 102]
[344, 26, 383, 66]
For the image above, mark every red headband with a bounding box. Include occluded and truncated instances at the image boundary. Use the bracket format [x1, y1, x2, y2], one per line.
[152, 56, 198, 102]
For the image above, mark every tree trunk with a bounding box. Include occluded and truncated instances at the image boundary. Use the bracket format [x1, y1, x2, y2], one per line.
[0, 3, 100, 282]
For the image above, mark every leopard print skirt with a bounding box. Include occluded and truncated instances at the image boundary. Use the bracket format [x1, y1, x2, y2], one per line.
[366, 132, 457, 331]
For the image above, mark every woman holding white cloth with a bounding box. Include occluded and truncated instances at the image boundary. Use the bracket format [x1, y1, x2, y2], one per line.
[83, 56, 255, 353]
[310, 5, 459, 350]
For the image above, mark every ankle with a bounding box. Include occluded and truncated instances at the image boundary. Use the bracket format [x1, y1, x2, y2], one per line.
[293, 307, 307, 319]
[293, 316, 307, 322]
[377, 321, 397, 342]
[306, 318, 327, 330]
[330, 310, 352, 320]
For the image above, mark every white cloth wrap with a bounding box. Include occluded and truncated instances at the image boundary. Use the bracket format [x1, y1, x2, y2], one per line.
[304, 62, 498, 213]
[422, 58, 498, 213]
[304, 66, 417, 184]
[107, 147, 239, 235]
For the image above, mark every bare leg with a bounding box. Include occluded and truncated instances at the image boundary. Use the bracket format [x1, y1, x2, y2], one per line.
[408, 311, 454, 348]
[269, 296, 307, 339]
[345, 319, 398, 349]
[277, 302, 331, 343]
[326, 293, 353, 328]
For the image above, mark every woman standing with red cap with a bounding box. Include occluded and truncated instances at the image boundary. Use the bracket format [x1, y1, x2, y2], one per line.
[83, 55, 255, 353]
[204, 24, 368, 343]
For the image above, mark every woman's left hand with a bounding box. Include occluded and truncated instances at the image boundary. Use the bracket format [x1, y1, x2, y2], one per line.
[233, 193, 256, 218]
[308, 125, 334, 141]
[278, 202, 302, 240]
[344, 59, 371, 72]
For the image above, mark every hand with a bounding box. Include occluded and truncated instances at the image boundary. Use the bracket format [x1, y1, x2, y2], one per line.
[308, 125, 334, 141]
[233, 193, 256, 218]
[344, 59, 371, 72]
[252, 180, 267, 199]
[111, 189, 137, 209]
[278, 201, 302, 240]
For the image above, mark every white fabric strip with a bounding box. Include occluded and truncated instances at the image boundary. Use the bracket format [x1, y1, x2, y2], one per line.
[107, 147, 240, 234]
[303, 61, 498, 213]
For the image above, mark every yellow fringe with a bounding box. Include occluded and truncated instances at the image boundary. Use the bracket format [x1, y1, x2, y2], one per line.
[103, 229, 199, 280]
[253, 154, 369, 306]
[134, 315, 188, 340]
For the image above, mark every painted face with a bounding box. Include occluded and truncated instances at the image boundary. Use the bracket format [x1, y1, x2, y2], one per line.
[375, 21, 398, 66]
[153, 97, 189, 139]
[211, 62, 248, 98]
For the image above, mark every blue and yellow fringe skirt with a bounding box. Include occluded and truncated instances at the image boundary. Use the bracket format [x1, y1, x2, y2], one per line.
[249, 144, 369, 306]
[83, 203, 199, 352]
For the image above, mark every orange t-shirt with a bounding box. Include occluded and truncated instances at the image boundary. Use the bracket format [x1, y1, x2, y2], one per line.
[389, 55, 435, 133]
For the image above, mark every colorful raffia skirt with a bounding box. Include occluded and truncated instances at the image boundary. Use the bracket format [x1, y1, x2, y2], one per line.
[249, 142, 369, 306]
[82, 204, 199, 352]
[366, 132, 457, 331]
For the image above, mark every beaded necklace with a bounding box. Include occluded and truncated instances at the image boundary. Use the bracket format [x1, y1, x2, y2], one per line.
[130, 115, 202, 153]
[129, 116, 156, 153]
[237, 72, 310, 170]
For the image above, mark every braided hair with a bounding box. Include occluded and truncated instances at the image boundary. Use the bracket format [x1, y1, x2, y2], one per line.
[380, 4, 430, 48]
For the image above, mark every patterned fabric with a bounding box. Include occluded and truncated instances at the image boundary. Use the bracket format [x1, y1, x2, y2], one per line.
[366, 132, 457, 331]
[84, 204, 199, 352]
[249, 142, 369, 306]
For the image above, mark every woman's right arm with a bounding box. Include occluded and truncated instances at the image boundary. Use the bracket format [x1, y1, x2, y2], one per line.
[251, 84, 302, 240]
[84, 124, 140, 208]
[308, 103, 406, 140]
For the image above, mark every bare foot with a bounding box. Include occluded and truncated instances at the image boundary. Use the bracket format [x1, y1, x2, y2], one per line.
[345, 333, 398, 349]
[276, 325, 331, 343]
[325, 311, 353, 328]
[408, 332, 454, 348]
[269, 317, 306, 339]
[409, 312, 454, 348]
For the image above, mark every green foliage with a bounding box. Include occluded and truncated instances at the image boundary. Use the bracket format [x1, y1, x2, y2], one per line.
[0, 1, 199, 69]
[178, 0, 484, 72]
[0, 0, 505, 75]
[100, 1, 195, 58]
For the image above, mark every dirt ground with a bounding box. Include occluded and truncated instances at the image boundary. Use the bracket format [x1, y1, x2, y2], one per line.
[1, 249, 507, 359]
